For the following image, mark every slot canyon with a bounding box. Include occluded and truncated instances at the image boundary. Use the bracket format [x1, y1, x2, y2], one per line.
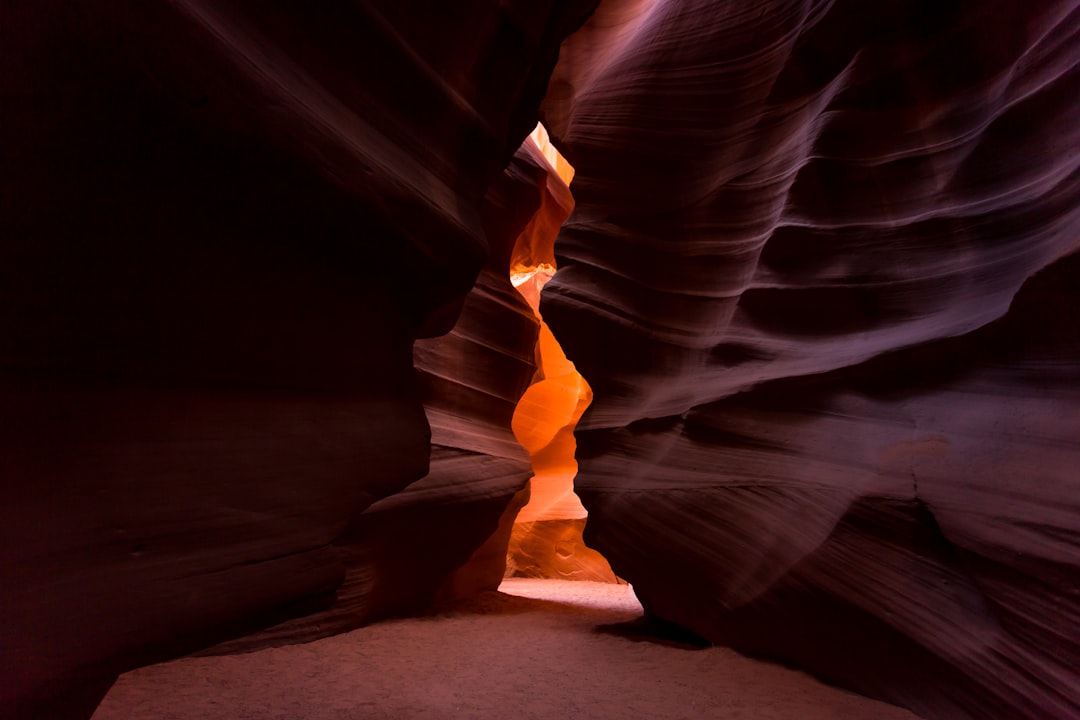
[2, 2, 1078, 719]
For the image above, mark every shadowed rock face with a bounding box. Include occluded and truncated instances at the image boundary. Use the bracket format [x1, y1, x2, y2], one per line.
[541, 1, 1080, 718]
[4, 2, 1079, 720]
[197, 141, 563, 656]
[0, 1, 595, 717]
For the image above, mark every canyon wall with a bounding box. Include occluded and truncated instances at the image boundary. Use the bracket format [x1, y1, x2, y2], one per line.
[541, 1, 1080, 718]
[4, 2, 1078, 720]
[0, 2, 595, 717]
[201, 140, 561, 654]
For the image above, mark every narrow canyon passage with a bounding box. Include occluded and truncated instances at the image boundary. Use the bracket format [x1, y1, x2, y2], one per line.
[504, 123, 617, 584]
[4, 3, 1077, 719]
[91, 579, 924, 720]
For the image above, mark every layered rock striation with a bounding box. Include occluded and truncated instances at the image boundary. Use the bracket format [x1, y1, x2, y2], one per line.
[502, 130, 618, 583]
[201, 137, 566, 654]
[541, 1, 1080, 718]
[1, 1, 596, 717]
[5, 2, 1078, 719]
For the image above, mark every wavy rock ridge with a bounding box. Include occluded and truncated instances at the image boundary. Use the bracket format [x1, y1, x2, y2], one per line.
[0, 1, 596, 717]
[501, 127, 618, 583]
[541, 1, 1080, 718]
[3, 2, 1078, 720]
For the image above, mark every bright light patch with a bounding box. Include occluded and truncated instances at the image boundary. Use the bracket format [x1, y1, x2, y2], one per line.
[510, 263, 556, 289]
[528, 122, 575, 186]
[505, 124, 618, 582]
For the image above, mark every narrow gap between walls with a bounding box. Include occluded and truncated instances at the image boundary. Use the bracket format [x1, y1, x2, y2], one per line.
[505, 122, 621, 584]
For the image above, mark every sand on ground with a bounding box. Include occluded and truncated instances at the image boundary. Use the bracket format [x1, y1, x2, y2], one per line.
[91, 579, 924, 719]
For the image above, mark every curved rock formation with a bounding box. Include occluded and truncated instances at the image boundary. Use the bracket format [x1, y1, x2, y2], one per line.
[0, 2, 595, 717]
[541, 1, 1080, 718]
[499, 127, 617, 583]
[200, 139, 562, 654]
[5, 2, 1078, 719]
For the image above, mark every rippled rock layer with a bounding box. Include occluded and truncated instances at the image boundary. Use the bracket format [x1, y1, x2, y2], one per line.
[542, 2, 1080, 718]
[5, 2, 1079, 719]
[0, 2, 595, 717]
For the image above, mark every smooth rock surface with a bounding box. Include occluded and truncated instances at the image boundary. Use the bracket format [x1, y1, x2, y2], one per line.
[506, 519, 619, 583]
[6, 2, 1079, 719]
[0, 2, 596, 716]
[500, 130, 617, 582]
[541, 2, 1080, 718]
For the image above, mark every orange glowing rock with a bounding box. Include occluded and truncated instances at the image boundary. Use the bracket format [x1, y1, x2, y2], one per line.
[506, 519, 619, 583]
[505, 124, 617, 582]
[528, 121, 575, 187]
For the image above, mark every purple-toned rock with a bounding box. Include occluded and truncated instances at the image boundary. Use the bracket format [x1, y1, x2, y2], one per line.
[542, 2, 1080, 718]
[0, 2, 595, 717]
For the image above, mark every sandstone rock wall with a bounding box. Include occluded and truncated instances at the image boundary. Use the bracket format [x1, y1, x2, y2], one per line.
[5, 2, 1078, 719]
[541, 1, 1080, 718]
[0, 2, 596, 717]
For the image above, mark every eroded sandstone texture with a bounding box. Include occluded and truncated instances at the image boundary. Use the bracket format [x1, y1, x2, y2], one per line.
[501, 130, 618, 583]
[541, 1, 1080, 719]
[0, 2, 595, 717]
[199, 140, 563, 655]
[5, 2, 1079, 719]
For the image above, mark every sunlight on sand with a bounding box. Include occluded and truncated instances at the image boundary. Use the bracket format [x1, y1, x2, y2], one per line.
[499, 577, 640, 613]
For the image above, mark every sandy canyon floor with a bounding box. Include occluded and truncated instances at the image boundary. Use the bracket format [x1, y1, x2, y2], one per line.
[92, 579, 924, 719]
